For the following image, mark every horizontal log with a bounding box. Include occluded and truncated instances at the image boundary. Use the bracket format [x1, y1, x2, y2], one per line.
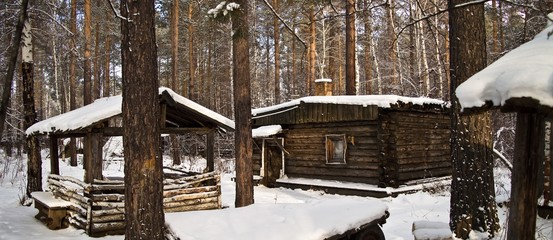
[90, 184, 125, 192]
[49, 174, 90, 189]
[91, 193, 125, 202]
[93, 213, 125, 223]
[164, 176, 218, 191]
[163, 191, 219, 203]
[92, 207, 125, 217]
[398, 155, 450, 165]
[163, 196, 219, 208]
[398, 167, 451, 181]
[48, 178, 84, 193]
[92, 221, 125, 233]
[285, 165, 380, 178]
[93, 201, 124, 208]
[164, 202, 220, 213]
[163, 186, 219, 198]
[93, 179, 124, 185]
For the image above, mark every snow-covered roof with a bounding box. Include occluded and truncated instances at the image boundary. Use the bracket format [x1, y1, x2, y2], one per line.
[26, 87, 234, 136]
[252, 95, 448, 116]
[456, 19, 553, 111]
[252, 125, 282, 138]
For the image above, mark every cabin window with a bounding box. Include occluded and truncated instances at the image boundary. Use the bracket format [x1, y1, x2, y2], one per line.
[326, 135, 347, 164]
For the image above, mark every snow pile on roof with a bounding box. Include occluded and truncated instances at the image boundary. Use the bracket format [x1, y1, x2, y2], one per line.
[166, 198, 387, 240]
[26, 87, 234, 135]
[252, 95, 447, 116]
[26, 95, 122, 135]
[160, 87, 235, 130]
[252, 125, 282, 138]
[455, 20, 553, 110]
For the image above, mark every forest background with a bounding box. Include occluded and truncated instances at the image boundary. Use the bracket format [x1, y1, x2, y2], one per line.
[1, 0, 552, 164]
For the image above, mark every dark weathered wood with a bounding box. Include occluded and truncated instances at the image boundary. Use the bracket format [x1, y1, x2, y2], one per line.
[50, 137, 60, 175]
[507, 112, 543, 240]
[84, 132, 103, 183]
[206, 131, 214, 172]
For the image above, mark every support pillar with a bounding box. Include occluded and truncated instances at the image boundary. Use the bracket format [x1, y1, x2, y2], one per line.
[508, 112, 543, 240]
[207, 131, 215, 172]
[84, 131, 103, 183]
[50, 136, 59, 175]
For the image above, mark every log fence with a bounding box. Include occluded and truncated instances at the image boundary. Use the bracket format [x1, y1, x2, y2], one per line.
[47, 171, 221, 236]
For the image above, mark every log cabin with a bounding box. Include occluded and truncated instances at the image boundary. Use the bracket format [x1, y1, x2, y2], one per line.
[251, 81, 451, 197]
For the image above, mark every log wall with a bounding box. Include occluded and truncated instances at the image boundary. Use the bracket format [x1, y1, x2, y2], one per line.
[282, 121, 382, 185]
[388, 111, 451, 185]
[47, 171, 221, 236]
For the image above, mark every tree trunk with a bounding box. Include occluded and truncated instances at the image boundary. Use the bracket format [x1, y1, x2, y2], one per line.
[170, 0, 181, 166]
[307, 4, 316, 96]
[362, 0, 373, 95]
[232, 0, 254, 208]
[273, 0, 281, 103]
[188, 2, 195, 99]
[449, 0, 499, 238]
[94, 21, 101, 100]
[69, 0, 78, 167]
[0, 0, 29, 140]
[345, 0, 356, 95]
[120, 0, 165, 239]
[104, 33, 111, 97]
[21, 17, 42, 197]
[83, 0, 92, 105]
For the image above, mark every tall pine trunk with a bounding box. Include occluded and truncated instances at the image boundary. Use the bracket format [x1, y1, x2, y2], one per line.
[449, 0, 499, 238]
[120, 0, 164, 238]
[273, 0, 281, 103]
[232, 0, 254, 208]
[69, 0, 78, 167]
[83, 0, 92, 105]
[170, 0, 181, 166]
[345, 0, 356, 95]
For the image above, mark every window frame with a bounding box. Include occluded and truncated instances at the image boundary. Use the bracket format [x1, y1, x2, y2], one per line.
[325, 134, 347, 165]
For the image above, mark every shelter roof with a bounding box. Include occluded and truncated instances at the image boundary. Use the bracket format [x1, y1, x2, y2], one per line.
[455, 18, 553, 115]
[26, 87, 234, 136]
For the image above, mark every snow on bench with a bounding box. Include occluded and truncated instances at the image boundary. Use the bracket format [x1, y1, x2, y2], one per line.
[412, 221, 453, 240]
[31, 191, 73, 230]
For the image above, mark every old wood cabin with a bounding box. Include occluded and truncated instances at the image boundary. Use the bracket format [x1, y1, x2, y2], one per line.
[251, 83, 451, 197]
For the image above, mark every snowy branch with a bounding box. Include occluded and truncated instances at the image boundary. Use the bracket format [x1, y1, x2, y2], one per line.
[107, 0, 130, 22]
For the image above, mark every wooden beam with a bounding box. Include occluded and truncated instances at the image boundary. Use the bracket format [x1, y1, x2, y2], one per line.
[84, 131, 103, 183]
[508, 112, 543, 240]
[161, 127, 213, 135]
[49, 137, 60, 175]
[206, 131, 215, 172]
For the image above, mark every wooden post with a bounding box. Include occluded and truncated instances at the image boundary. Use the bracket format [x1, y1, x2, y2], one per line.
[508, 112, 543, 240]
[84, 131, 103, 183]
[50, 136, 60, 175]
[207, 130, 215, 172]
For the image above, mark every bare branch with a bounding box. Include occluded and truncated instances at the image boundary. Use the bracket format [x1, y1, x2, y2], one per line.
[107, 0, 130, 22]
[261, 0, 307, 49]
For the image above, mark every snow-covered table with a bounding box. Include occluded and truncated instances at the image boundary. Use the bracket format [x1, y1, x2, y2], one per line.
[165, 198, 388, 240]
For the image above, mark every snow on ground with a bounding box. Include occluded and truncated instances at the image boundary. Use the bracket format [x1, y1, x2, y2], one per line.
[0, 152, 552, 239]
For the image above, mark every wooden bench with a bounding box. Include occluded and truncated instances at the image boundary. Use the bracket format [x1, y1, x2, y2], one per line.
[31, 191, 72, 230]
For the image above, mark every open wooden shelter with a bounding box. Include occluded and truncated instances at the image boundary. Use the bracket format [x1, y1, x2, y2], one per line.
[455, 19, 553, 240]
[25, 87, 234, 236]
